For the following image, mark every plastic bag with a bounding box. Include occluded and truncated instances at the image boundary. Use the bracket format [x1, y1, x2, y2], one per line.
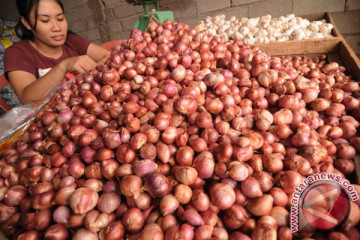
[0, 104, 36, 142]
[0, 76, 75, 150]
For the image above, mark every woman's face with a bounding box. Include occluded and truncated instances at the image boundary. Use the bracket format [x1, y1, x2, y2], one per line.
[27, 0, 68, 47]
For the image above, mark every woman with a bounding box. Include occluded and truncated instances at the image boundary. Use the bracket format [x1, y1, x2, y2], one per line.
[4, 0, 110, 104]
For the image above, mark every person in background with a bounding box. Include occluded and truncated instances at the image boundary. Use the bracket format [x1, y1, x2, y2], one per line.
[4, 0, 110, 104]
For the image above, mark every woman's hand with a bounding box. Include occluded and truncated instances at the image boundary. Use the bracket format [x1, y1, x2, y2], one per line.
[61, 55, 97, 75]
[8, 55, 97, 104]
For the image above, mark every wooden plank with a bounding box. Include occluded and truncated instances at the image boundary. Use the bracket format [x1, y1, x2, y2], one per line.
[338, 41, 360, 81]
[326, 12, 360, 81]
[255, 37, 342, 56]
[252, 12, 342, 55]
[299, 12, 327, 22]
[325, 12, 343, 38]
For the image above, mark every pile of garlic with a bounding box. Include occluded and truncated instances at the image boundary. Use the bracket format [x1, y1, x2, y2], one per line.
[194, 14, 334, 45]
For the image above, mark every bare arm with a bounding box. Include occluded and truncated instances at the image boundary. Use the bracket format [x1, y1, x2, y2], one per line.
[9, 54, 102, 104]
[8, 42, 110, 104]
[87, 43, 111, 65]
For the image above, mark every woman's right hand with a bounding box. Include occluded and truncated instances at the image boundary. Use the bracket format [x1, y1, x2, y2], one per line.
[61, 55, 97, 75]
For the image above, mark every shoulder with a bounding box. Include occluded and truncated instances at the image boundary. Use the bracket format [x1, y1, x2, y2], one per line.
[66, 33, 91, 45]
[64, 33, 91, 55]
[5, 40, 29, 54]
[4, 40, 38, 78]
[4, 40, 32, 60]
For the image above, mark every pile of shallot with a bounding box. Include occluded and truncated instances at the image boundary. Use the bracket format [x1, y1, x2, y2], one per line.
[0, 19, 359, 240]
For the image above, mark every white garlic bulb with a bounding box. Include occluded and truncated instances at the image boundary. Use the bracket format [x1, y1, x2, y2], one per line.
[198, 13, 334, 44]
[239, 26, 250, 36]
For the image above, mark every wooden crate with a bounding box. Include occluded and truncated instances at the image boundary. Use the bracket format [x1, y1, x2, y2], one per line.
[256, 36, 360, 184]
[261, 39, 360, 82]
[253, 12, 344, 56]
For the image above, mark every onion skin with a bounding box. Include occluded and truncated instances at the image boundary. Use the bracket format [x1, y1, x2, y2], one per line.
[73, 228, 99, 240]
[342, 202, 360, 231]
[327, 232, 350, 240]
[84, 210, 110, 233]
[174, 184, 192, 204]
[53, 206, 71, 224]
[99, 221, 125, 240]
[241, 177, 263, 198]
[191, 189, 210, 212]
[119, 175, 143, 198]
[251, 223, 277, 240]
[44, 224, 69, 240]
[174, 166, 198, 185]
[159, 194, 180, 216]
[97, 192, 121, 214]
[144, 172, 170, 198]
[4, 185, 27, 206]
[209, 183, 236, 210]
[222, 204, 249, 229]
[245, 194, 274, 217]
[17, 230, 40, 240]
[230, 231, 251, 240]
[194, 225, 213, 239]
[122, 207, 145, 233]
[69, 188, 99, 215]
[276, 171, 304, 194]
[138, 223, 164, 240]
[270, 188, 288, 207]
[183, 208, 204, 226]
[270, 206, 289, 227]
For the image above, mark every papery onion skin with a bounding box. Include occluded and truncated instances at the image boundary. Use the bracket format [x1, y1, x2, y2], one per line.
[44, 223, 69, 240]
[222, 204, 249, 229]
[210, 183, 236, 210]
[73, 228, 99, 240]
[122, 207, 145, 233]
[97, 192, 121, 214]
[144, 172, 170, 198]
[69, 188, 99, 215]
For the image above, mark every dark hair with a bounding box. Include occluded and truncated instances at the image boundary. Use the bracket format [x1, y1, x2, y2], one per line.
[15, 0, 65, 40]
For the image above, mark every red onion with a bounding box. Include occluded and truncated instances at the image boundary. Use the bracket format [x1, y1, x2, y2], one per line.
[44, 224, 69, 240]
[53, 206, 70, 224]
[192, 151, 215, 179]
[99, 221, 125, 240]
[228, 162, 249, 181]
[4, 185, 27, 206]
[84, 210, 110, 232]
[97, 192, 121, 214]
[119, 175, 142, 198]
[159, 194, 180, 216]
[241, 177, 263, 198]
[276, 170, 304, 194]
[144, 172, 170, 198]
[210, 183, 236, 210]
[69, 188, 99, 215]
[183, 208, 204, 226]
[73, 228, 99, 240]
[138, 223, 164, 240]
[174, 166, 198, 185]
[223, 204, 249, 229]
[122, 207, 145, 233]
[191, 188, 210, 212]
